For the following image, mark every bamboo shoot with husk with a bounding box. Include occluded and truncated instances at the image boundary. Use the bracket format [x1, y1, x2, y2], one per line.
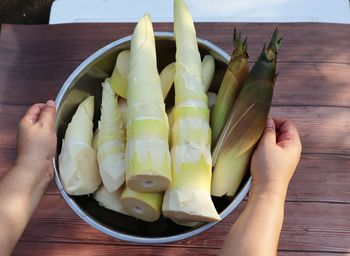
[121, 186, 163, 222]
[211, 29, 281, 197]
[211, 30, 249, 145]
[162, 0, 220, 222]
[125, 14, 171, 192]
[94, 185, 129, 215]
[201, 55, 215, 92]
[96, 79, 126, 193]
[110, 50, 130, 98]
[59, 96, 102, 195]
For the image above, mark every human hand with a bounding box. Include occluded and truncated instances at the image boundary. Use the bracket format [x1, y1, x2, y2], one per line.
[16, 100, 57, 182]
[251, 118, 302, 194]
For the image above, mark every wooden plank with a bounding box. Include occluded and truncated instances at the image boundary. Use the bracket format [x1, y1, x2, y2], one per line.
[0, 25, 350, 107]
[287, 154, 350, 203]
[2, 150, 350, 201]
[13, 242, 350, 256]
[270, 106, 350, 155]
[19, 195, 350, 253]
[0, 62, 79, 105]
[1, 152, 349, 201]
[0, 61, 349, 107]
[13, 242, 219, 256]
[1, 23, 350, 64]
[1, 104, 349, 154]
[272, 62, 350, 108]
[279, 252, 350, 256]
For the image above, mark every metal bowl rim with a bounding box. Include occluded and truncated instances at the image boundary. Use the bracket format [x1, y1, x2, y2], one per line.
[53, 31, 252, 244]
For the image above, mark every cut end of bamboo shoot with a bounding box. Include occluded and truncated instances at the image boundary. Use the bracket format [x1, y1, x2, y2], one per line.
[94, 185, 129, 215]
[121, 186, 163, 222]
[127, 174, 171, 192]
[163, 189, 221, 222]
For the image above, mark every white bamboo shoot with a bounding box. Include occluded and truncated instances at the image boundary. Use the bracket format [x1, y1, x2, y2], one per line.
[110, 50, 130, 98]
[162, 0, 220, 222]
[125, 14, 171, 192]
[96, 79, 126, 193]
[59, 96, 102, 195]
[94, 185, 129, 215]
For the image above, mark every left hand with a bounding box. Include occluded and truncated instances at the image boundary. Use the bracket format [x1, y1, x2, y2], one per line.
[16, 100, 57, 182]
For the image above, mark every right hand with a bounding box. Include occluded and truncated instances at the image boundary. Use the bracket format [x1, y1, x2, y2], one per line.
[250, 118, 302, 194]
[16, 100, 57, 184]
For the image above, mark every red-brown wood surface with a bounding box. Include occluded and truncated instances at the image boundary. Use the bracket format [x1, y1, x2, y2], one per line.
[0, 23, 349, 255]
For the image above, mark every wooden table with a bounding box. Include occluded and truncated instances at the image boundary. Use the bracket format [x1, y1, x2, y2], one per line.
[0, 23, 349, 255]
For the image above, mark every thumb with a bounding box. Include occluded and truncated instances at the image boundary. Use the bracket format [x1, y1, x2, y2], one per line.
[38, 100, 56, 128]
[260, 118, 276, 145]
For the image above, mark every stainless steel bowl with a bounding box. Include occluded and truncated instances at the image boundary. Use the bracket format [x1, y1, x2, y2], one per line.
[53, 32, 251, 243]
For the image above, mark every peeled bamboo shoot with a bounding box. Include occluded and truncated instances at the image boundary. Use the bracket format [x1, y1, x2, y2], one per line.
[94, 185, 129, 215]
[96, 79, 126, 193]
[125, 14, 171, 192]
[201, 55, 215, 92]
[160, 62, 176, 99]
[162, 0, 220, 222]
[211, 29, 281, 197]
[110, 50, 130, 98]
[121, 186, 163, 222]
[59, 96, 102, 195]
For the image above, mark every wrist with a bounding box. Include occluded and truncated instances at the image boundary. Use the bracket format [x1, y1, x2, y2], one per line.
[15, 155, 53, 188]
[15, 154, 50, 172]
[250, 181, 289, 202]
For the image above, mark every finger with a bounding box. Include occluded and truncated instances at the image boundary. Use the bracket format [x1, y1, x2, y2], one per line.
[38, 100, 56, 128]
[275, 119, 301, 149]
[22, 103, 46, 125]
[259, 118, 276, 145]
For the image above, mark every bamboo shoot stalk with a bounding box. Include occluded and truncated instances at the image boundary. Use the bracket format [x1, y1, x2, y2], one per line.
[96, 79, 126, 193]
[162, 0, 220, 222]
[59, 96, 102, 195]
[211, 29, 281, 197]
[210, 30, 249, 145]
[125, 14, 171, 192]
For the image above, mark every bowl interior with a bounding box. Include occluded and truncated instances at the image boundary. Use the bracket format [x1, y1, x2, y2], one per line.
[54, 34, 251, 240]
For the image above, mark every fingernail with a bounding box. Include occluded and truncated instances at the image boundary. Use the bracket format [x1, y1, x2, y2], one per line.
[266, 118, 274, 128]
[46, 100, 55, 107]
